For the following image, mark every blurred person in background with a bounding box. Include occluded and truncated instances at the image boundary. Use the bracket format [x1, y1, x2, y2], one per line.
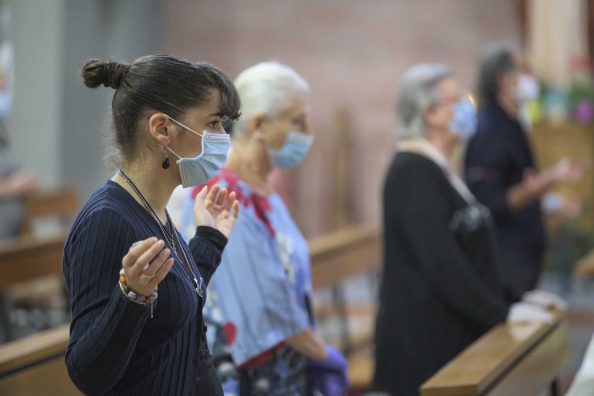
[464, 42, 584, 301]
[373, 63, 560, 396]
[0, 3, 37, 239]
[63, 55, 240, 395]
[177, 61, 348, 396]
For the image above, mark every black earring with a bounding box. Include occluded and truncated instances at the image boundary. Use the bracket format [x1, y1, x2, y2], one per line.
[162, 151, 170, 169]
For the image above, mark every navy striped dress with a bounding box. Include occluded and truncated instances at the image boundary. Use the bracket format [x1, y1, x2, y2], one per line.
[62, 180, 226, 395]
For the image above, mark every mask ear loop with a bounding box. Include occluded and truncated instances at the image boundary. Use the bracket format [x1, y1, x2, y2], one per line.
[163, 114, 204, 137]
[165, 137, 208, 161]
[162, 114, 206, 161]
[165, 145, 183, 160]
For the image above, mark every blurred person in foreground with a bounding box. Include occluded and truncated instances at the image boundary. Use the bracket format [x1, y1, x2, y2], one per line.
[464, 42, 585, 301]
[0, 31, 37, 238]
[373, 63, 562, 396]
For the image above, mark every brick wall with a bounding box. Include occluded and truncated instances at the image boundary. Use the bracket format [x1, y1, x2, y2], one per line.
[162, 0, 520, 236]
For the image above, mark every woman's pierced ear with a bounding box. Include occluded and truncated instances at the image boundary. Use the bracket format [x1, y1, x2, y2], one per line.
[161, 147, 170, 169]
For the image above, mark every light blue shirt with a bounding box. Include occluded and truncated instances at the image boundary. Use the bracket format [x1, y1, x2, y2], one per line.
[180, 169, 312, 366]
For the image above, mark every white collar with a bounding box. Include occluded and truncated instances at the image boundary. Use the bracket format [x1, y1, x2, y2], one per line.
[398, 138, 449, 169]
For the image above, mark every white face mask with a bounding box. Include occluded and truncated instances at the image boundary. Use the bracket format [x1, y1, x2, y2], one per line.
[0, 90, 11, 120]
[165, 115, 230, 188]
[268, 130, 314, 169]
[449, 98, 477, 141]
[514, 73, 539, 103]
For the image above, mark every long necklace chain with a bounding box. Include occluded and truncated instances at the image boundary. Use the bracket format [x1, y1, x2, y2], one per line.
[118, 170, 203, 299]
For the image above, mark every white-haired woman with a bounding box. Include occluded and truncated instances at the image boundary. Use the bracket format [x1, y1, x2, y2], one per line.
[373, 64, 555, 396]
[174, 62, 348, 396]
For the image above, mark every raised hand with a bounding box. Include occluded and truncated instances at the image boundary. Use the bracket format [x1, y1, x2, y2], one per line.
[121, 237, 174, 297]
[553, 157, 589, 183]
[522, 168, 557, 199]
[193, 184, 239, 238]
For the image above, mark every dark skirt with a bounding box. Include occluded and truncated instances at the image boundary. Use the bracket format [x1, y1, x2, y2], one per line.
[195, 344, 224, 396]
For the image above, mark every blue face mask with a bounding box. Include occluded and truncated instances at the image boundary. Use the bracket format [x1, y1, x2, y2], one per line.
[449, 99, 477, 141]
[0, 91, 12, 120]
[165, 115, 230, 188]
[268, 131, 314, 169]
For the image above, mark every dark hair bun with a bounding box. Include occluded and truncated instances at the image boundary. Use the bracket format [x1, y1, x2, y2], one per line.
[81, 59, 130, 89]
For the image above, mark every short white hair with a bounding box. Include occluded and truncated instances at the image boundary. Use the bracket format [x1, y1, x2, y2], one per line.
[395, 63, 452, 141]
[233, 61, 309, 137]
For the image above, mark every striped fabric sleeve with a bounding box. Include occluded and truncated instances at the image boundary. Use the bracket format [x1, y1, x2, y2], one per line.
[63, 208, 150, 395]
[188, 225, 227, 286]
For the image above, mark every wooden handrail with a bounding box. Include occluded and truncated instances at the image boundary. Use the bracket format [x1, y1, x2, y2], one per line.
[421, 313, 569, 396]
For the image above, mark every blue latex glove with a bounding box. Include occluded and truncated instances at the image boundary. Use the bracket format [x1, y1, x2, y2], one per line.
[307, 345, 349, 396]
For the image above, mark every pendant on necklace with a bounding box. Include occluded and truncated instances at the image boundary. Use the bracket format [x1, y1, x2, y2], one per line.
[195, 278, 204, 298]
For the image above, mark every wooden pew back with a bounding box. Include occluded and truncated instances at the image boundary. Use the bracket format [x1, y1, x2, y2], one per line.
[309, 224, 381, 290]
[421, 314, 569, 396]
[0, 233, 66, 291]
[0, 324, 80, 395]
[307, 225, 570, 395]
[21, 187, 79, 236]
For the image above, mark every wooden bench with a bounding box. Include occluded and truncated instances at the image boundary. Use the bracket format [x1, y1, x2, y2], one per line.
[0, 224, 381, 394]
[20, 186, 79, 237]
[309, 224, 381, 390]
[0, 233, 66, 291]
[0, 186, 78, 341]
[420, 313, 569, 396]
[0, 186, 78, 290]
[0, 223, 571, 395]
[308, 225, 571, 394]
[309, 224, 381, 291]
[0, 323, 80, 395]
[0, 233, 68, 340]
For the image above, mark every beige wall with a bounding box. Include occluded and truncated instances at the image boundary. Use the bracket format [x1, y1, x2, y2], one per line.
[163, 0, 521, 237]
[5, 0, 162, 198]
[6, 0, 64, 189]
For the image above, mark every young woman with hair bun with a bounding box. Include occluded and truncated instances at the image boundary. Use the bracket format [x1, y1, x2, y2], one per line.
[63, 54, 240, 395]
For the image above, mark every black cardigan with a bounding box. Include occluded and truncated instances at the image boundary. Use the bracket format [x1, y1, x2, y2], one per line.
[464, 101, 546, 299]
[63, 180, 226, 395]
[373, 152, 510, 396]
